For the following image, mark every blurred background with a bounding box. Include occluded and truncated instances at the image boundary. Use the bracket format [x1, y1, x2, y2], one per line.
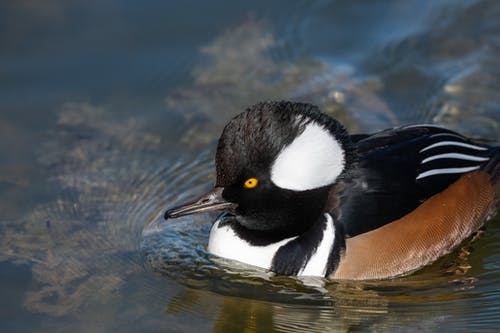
[1, 1, 499, 332]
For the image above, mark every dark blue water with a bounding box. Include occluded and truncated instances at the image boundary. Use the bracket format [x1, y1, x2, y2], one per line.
[1, 1, 499, 332]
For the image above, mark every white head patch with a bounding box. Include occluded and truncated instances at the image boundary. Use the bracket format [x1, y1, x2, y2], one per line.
[270, 122, 345, 191]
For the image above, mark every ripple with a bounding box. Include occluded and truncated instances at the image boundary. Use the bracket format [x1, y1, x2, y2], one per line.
[0, 102, 219, 316]
[142, 204, 500, 331]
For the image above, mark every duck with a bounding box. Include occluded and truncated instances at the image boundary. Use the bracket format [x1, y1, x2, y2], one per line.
[165, 101, 499, 280]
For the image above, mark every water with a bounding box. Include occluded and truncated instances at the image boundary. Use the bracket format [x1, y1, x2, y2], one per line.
[1, 0, 500, 331]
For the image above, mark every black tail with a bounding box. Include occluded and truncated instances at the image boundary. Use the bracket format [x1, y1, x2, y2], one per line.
[482, 146, 500, 211]
[482, 146, 500, 179]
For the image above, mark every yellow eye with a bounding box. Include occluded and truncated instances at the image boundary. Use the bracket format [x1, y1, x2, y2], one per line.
[244, 177, 259, 189]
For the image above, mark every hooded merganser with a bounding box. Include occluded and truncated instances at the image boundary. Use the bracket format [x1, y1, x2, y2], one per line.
[165, 101, 499, 280]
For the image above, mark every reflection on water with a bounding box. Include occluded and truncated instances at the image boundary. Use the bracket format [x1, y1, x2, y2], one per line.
[145, 211, 500, 332]
[1, 0, 500, 332]
[157, 247, 500, 332]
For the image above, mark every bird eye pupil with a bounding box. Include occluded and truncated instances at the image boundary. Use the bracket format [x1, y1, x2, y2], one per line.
[244, 178, 258, 189]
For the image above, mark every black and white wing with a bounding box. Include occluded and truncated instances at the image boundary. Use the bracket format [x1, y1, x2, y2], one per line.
[338, 125, 494, 237]
[415, 128, 490, 180]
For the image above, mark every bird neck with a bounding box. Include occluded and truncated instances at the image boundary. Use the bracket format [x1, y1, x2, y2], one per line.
[221, 206, 326, 246]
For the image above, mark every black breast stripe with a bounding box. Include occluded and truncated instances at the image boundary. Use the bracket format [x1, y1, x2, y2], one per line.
[271, 215, 327, 276]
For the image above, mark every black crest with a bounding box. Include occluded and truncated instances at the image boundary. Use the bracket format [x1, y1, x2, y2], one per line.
[215, 101, 352, 187]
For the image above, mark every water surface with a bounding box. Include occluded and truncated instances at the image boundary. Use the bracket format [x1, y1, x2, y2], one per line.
[1, 1, 499, 332]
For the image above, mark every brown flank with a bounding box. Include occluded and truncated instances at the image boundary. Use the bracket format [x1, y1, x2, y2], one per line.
[331, 171, 497, 280]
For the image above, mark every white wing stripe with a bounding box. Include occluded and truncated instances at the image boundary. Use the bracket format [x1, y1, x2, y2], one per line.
[416, 166, 481, 180]
[420, 141, 488, 152]
[421, 153, 489, 164]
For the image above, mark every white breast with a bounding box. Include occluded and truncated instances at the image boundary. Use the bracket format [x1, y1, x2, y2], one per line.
[207, 213, 336, 277]
[207, 219, 297, 270]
